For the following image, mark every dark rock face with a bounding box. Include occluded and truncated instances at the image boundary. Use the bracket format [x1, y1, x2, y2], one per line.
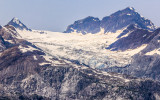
[7, 17, 31, 31]
[65, 7, 156, 34]
[64, 16, 101, 34]
[126, 28, 160, 80]
[117, 24, 137, 38]
[0, 25, 19, 52]
[140, 28, 160, 54]
[129, 54, 160, 80]
[0, 25, 19, 46]
[107, 27, 160, 51]
[104, 28, 160, 82]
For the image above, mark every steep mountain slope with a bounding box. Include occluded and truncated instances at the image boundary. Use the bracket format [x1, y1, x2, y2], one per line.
[0, 21, 52, 99]
[107, 25, 160, 51]
[1, 21, 160, 100]
[1, 7, 160, 99]
[65, 7, 156, 34]
[2, 55, 160, 100]
[7, 17, 31, 31]
[126, 28, 160, 80]
[100, 28, 160, 82]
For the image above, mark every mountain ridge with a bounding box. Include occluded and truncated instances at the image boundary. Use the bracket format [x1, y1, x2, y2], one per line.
[65, 7, 156, 34]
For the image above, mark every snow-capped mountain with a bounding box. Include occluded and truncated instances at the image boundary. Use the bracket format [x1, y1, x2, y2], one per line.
[1, 7, 160, 100]
[7, 17, 31, 31]
[65, 7, 156, 34]
[1, 20, 160, 100]
[101, 7, 156, 33]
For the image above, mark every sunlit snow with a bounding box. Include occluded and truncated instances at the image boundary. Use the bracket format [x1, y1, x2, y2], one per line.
[145, 49, 160, 55]
[13, 17, 23, 27]
[17, 29, 147, 69]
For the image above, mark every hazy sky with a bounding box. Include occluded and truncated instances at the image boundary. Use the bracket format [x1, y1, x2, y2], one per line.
[0, 0, 159, 32]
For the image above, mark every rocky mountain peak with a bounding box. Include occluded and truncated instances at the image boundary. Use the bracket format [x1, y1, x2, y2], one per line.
[101, 7, 156, 33]
[64, 16, 101, 34]
[7, 17, 31, 31]
[127, 7, 135, 10]
[12, 17, 21, 24]
[110, 7, 136, 16]
[124, 7, 135, 11]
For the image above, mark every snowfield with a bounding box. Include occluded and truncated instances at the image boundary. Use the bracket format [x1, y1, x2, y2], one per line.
[17, 29, 147, 69]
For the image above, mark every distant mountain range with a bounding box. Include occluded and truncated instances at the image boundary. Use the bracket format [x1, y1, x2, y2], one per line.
[0, 7, 160, 100]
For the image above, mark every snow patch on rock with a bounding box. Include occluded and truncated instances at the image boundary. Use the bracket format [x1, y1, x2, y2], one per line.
[145, 49, 160, 55]
[19, 45, 37, 53]
[33, 55, 37, 60]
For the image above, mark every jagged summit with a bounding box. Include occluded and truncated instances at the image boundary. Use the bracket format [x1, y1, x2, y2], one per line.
[7, 17, 31, 31]
[110, 7, 136, 16]
[12, 17, 20, 23]
[65, 7, 156, 34]
[109, 7, 136, 17]
[125, 7, 135, 11]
